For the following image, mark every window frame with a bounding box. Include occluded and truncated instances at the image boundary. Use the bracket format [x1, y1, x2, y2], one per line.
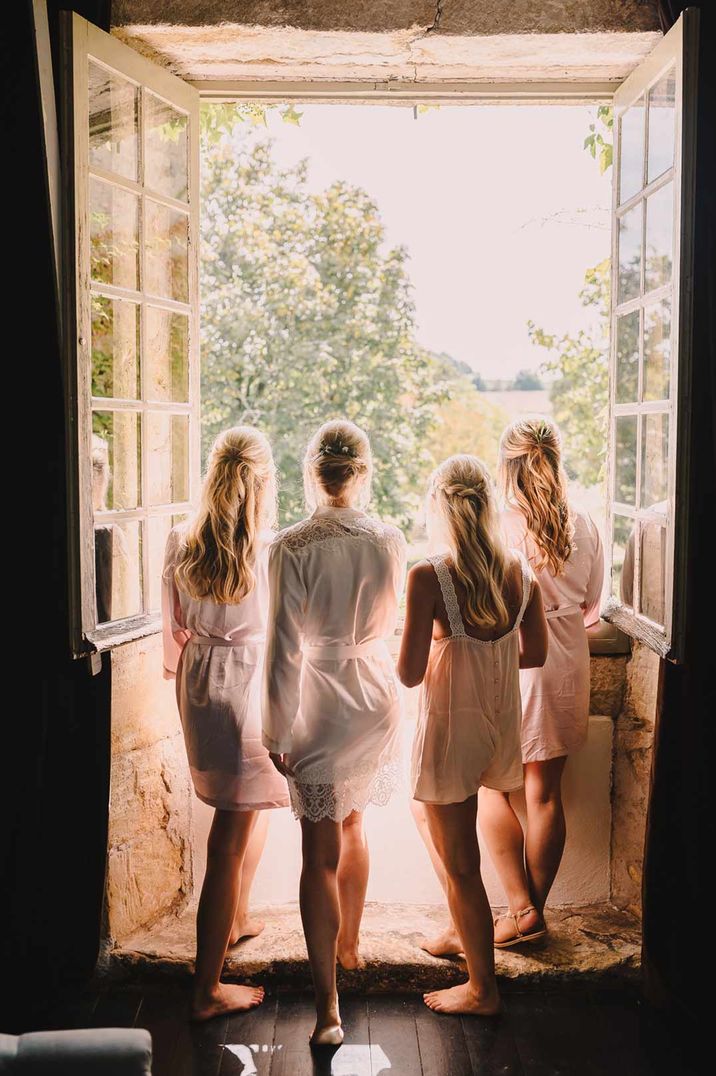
[602, 10, 698, 661]
[60, 12, 200, 656]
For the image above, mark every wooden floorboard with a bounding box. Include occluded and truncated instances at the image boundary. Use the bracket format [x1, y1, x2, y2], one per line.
[460, 1006, 524, 1076]
[367, 995, 423, 1076]
[221, 993, 278, 1076]
[91, 987, 144, 1029]
[270, 992, 316, 1076]
[12, 986, 694, 1076]
[414, 997, 473, 1076]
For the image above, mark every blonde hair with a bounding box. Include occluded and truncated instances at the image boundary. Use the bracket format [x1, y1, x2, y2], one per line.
[175, 426, 276, 604]
[428, 454, 511, 631]
[498, 417, 574, 576]
[303, 419, 372, 509]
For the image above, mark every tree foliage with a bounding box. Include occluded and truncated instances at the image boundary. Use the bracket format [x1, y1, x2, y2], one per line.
[200, 109, 444, 527]
[528, 259, 610, 487]
[528, 106, 614, 489]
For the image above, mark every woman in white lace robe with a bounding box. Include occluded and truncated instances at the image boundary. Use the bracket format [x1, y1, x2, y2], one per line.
[262, 420, 406, 1046]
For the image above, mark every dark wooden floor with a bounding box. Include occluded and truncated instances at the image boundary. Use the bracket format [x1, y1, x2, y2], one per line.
[12, 984, 699, 1075]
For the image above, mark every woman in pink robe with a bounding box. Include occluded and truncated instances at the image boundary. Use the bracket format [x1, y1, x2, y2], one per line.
[479, 418, 604, 947]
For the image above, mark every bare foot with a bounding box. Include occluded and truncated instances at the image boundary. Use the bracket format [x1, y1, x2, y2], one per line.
[423, 982, 500, 1016]
[310, 997, 343, 1047]
[191, 983, 264, 1021]
[493, 906, 546, 948]
[228, 916, 266, 946]
[310, 1022, 344, 1047]
[420, 925, 463, 958]
[337, 939, 364, 970]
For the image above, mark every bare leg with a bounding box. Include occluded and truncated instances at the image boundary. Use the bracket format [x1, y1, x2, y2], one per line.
[336, 810, 368, 969]
[523, 757, 567, 911]
[192, 809, 264, 1021]
[410, 799, 462, 957]
[422, 797, 500, 1016]
[300, 817, 344, 1047]
[478, 787, 542, 944]
[230, 811, 269, 944]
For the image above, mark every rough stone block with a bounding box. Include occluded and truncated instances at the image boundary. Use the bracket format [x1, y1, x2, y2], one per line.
[590, 655, 627, 718]
[111, 634, 182, 755]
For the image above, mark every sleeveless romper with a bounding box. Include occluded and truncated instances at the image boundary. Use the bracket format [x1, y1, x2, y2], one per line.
[411, 553, 533, 804]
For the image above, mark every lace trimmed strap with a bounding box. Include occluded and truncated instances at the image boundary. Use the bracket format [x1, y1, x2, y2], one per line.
[514, 551, 534, 628]
[428, 555, 466, 638]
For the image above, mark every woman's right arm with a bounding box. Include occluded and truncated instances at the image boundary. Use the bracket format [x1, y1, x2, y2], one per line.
[262, 540, 306, 762]
[397, 562, 436, 688]
[519, 577, 549, 670]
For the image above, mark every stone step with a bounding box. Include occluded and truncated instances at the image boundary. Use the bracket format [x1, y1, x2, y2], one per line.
[106, 902, 640, 993]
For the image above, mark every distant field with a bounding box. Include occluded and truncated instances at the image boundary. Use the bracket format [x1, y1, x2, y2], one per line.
[478, 388, 553, 422]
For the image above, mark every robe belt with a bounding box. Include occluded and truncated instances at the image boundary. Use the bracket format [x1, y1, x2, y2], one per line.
[187, 635, 264, 659]
[544, 604, 582, 620]
[302, 639, 389, 660]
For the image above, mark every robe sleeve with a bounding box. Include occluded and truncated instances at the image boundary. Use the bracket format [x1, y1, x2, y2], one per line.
[582, 515, 605, 628]
[161, 528, 191, 680]
[262, 539, 306, 754]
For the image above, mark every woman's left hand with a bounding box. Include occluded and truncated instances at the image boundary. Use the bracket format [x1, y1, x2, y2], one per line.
[269, 752, 295, 778]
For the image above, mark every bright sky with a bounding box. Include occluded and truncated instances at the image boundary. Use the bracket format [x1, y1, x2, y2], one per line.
[253, 104, 611, 381]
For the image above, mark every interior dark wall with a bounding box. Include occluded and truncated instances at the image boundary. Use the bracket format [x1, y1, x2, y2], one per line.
[642, 0, 716, 1030]
[1, 2, 112, 1031]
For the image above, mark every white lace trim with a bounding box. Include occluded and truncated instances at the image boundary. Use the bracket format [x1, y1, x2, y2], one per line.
[288, 758, 404, 823]
[276, 514, 405, 559]
[429, 555, 466, 637]
[429, 551, 534, 642]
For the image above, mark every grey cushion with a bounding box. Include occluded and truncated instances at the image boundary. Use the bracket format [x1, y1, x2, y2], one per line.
[10, 1028, 152, 1074]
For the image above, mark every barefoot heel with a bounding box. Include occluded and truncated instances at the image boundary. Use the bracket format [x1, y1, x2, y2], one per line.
[493, 906, 547, 950]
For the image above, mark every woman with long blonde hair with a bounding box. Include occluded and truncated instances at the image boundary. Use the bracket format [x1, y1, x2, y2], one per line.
[422, 420, 603, 956]
[263, 419, 406, 1046]
[398, 455, 547, 1015]
[162, 426, 289, 1021]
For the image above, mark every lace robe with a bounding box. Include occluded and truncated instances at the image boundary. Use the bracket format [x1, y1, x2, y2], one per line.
[262, 505, 407, 821]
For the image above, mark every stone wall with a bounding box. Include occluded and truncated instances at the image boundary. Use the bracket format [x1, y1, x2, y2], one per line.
[107, 634, 193, 944]
[609, 640, 660, 917]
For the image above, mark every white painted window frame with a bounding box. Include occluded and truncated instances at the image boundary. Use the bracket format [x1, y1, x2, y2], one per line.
[60, 12, 200, 656]
[602, 11, 698, 661]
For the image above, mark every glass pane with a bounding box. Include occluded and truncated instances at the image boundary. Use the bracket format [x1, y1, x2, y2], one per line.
[145, 200, 189, 302]
[643, 299, 671, 401]
[146, 514, 173, 614]
[615, 310, 640, 403]
[647, 68, 676, 183]
[145, 308, 189, 401]
[95, 519, 142, 624]
[88, 61, 138, 182]
[640, 519, 667, 625]
[618, 203, 642, 303]
[644, 182, 673, 293]
[145, 412, 189, 505]
[90, 178, 139, 290]
[619, 97, 645, 204]
[614, 415, 637, 505]
[145, 92, 188, 202]
[92, 411, 141, 510]
[641, 413, 669, 509]
[612, 513, 635, 606]
[91, 294, 140, 399]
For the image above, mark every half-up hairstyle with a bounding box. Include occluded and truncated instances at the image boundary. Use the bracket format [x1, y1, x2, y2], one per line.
[175, 426, 276, 604]
[429, 455, 511, 632]
[498, 417, 575, 576]
[303, 419, 372, 509]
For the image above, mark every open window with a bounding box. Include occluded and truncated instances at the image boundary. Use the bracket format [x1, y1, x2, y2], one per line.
[60, 13, 200, 656]
[603, 10, 698, 661]
[59, 12, 699, 664]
